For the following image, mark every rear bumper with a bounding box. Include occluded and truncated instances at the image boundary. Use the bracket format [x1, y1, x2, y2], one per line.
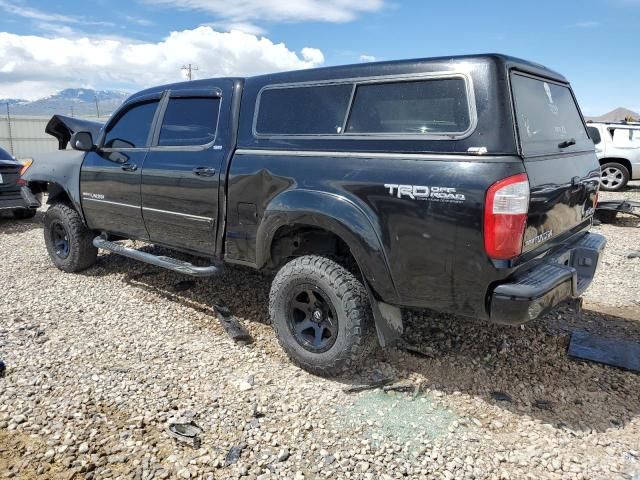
[489, 232, 606, 325]
[0, 186, 40, 211]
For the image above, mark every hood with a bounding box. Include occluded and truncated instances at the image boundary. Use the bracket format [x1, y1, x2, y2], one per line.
[45, 115, 104, 150]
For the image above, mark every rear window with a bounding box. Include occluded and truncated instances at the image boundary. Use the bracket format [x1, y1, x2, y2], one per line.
[256, 83, 353, 135]
[587, 126, 601, 145]
[346, 78, 471, 135]
[511, 74, 591, 156]
[0, 147, 13, 160]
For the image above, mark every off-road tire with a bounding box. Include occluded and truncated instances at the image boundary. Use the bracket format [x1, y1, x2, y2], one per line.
[600, 162, 630, 192]
[44, 203, 97, 272]
[269, 255, 377, 377]
[12, 208, 36, 220]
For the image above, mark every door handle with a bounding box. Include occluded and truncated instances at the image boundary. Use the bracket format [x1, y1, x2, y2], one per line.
[193, 167, 216, 177]
[121, 163, 138, 172]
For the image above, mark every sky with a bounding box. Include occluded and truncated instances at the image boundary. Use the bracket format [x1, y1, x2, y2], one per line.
[0, 0, 638, 115]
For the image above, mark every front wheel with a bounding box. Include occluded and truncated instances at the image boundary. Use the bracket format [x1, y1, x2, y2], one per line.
[600, 162, 630, 191]
[269, 255, 377, 377]
[43, 203, 98, 272]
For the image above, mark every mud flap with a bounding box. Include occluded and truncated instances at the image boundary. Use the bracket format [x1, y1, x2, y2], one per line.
[364, 282, 403, 347]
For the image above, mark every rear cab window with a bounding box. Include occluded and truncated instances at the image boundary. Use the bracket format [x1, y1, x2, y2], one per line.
[511, 73, 591, 157]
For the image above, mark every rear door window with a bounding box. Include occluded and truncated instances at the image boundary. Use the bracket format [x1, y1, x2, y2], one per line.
[255, 83, 353, 135]
[159, 97, 220, 146]
[511, 74, 591, 156]
[103, 100, 159, 149]
[346, 78, 471, 135]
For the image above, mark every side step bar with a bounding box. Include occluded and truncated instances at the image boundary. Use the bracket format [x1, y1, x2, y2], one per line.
[93, 236, 223, 277]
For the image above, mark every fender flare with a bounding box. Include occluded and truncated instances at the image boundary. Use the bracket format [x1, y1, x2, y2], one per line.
[22, 150, 86, 222]
[256, 189, 398, 304]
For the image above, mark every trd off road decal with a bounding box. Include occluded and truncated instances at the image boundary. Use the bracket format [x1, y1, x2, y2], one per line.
[384, 184, 465, 203]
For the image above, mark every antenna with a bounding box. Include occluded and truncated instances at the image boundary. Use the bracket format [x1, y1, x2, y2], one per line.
[181, 64, 199, 81]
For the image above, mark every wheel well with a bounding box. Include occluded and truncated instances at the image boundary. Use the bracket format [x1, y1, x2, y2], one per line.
[599, 157, 632, 175]
[269, 225, 359, 275]
[43, 183, 72, 205]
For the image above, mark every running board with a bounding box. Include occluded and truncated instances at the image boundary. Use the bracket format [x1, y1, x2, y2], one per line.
[93, 236, 223, 277]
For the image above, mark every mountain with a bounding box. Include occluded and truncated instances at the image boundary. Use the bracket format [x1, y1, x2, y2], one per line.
[585, 107, 639, 123]
[0, 88, 131, 118]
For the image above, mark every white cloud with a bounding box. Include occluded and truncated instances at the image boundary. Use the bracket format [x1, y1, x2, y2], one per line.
[0, 26, 325, 99]
[144, 0, 385, 24]
[568, 20, 599, 28]
[0, 0, 77, 24]
[359, 54, 376, 62]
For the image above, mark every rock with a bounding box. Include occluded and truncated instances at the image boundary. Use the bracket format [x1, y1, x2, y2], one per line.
[78, 443, 90, 454]
[276, 448, 290, 462]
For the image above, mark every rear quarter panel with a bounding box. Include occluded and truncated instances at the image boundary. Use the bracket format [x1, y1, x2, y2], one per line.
[226, 152, 525, 318]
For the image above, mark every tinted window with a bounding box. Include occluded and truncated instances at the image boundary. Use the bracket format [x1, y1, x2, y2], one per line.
[256, 83, 353, 135]
[103, 100, 159, 149]
[159, 97, 220, 146]
[346, 78, 471, 134]
[587, 126, 601, 145]
[511, 74, 591, 156]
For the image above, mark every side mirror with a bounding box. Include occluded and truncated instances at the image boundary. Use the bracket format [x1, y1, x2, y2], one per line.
[71, 131, 95, 151]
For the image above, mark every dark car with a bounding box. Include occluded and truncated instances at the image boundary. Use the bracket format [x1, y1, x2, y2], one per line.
[0, 146, 38, 219]
[23, 54, 605, 376]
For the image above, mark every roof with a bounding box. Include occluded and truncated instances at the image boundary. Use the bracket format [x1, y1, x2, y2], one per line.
[127, 53, 567, 102]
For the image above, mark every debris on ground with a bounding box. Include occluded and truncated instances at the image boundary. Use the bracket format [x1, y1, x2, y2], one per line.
[213, 304, 253, 343]
[491, 391, 513, 403]
[224, 444, 244, 466]
[569, 330, 640, 372]
[382, 382, 417, 393]
[595, 199, 640, 223]
[167, 422, 203, 448]
[343, 377, 394, 393]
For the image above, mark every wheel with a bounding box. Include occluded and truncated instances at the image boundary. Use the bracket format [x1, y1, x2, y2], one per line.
[43, 203, 97, 272]
[269, 255, 377, 377]
[12, 208, 36, 220]
[600, 162, 630, 191]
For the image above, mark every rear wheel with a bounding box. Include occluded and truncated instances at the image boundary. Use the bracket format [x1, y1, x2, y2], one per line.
[12, 209, 36, 220]
[600, 162, 630, 191]
[44, 203, 97, 272]
[269, 255, 376, 377]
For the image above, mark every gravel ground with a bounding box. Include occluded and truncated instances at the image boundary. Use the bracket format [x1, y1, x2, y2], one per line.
[0, 183, 639, 480]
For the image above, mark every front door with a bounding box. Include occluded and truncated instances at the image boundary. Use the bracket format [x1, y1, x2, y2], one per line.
[81, 97, 161, 239]
[141, 91, 224, 255]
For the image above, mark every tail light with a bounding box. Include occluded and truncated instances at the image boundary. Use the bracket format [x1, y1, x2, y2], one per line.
[16, 159, 33, 186]
[484, 173, 530, 260]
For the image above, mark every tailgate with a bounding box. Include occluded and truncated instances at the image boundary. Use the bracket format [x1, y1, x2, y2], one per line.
[511, 73, 600, 252]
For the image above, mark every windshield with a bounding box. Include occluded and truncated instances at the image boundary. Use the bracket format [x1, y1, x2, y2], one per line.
[511, 73, 591, 156]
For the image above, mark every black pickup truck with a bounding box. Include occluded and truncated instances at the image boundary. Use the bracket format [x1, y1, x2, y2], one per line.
[23, 54, 606, 376]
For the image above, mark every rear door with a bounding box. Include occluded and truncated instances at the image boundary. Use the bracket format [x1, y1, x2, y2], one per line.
[81, 95, 161, 239]
[510, 72, 600, 253]
[141, 88, 224, 255]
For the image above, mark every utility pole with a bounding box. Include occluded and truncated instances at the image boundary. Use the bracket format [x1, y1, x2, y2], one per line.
[5, 103, 14, 156]
[182, 64, 199, 81]
[94, 95, 100, 119]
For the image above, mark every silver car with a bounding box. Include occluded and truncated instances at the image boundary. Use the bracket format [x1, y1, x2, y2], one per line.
[587, 122, 640, 191]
